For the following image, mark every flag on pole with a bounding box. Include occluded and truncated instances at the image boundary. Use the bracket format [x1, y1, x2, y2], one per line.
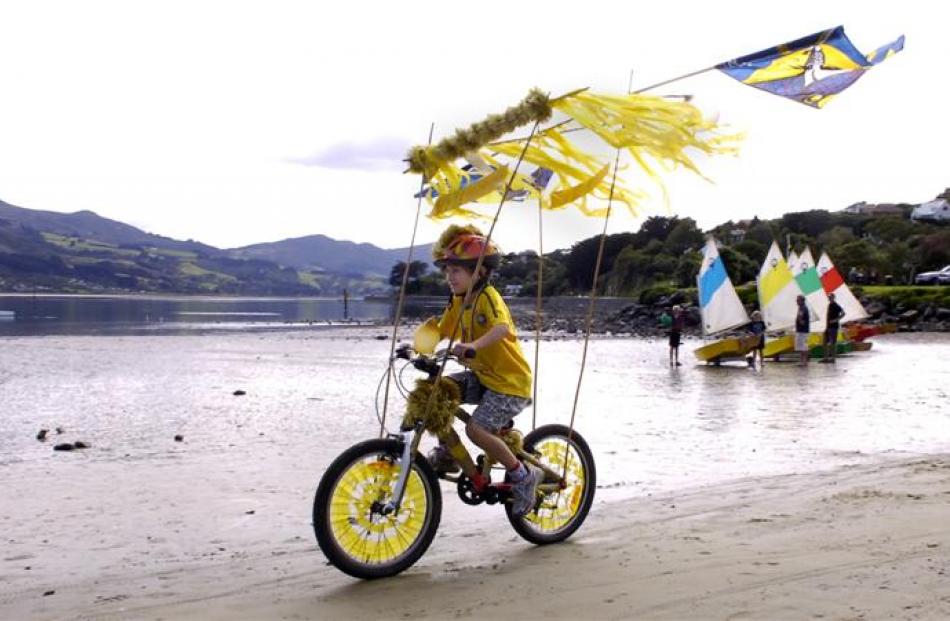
[717, 26, 904, 108]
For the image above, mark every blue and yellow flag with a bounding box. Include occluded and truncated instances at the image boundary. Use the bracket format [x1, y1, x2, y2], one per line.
[717, 26, 904, 108]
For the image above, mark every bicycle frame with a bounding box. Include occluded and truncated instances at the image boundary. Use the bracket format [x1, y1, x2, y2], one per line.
[382, 350, 568, 513]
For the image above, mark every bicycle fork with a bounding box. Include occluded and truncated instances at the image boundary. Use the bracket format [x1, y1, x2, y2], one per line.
[381, 423, 425, 515]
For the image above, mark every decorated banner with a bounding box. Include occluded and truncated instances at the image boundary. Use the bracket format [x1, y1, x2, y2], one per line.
[716, 26, 904, 108]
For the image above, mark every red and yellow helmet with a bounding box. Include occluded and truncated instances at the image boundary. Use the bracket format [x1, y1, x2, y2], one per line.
[432, 225, 500, 270]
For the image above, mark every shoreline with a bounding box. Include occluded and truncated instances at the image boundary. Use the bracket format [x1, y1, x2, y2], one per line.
[5, 453, 948, 620]
[2, 291, 947, 335]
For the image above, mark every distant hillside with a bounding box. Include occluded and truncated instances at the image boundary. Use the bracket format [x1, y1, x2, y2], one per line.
[0, 199, 215, 255]
[228, 235, 434, 277]
[0, 200, 398, 295]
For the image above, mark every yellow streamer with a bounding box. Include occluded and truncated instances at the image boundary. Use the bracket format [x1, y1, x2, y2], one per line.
[431, 165, 509, 219]
[549, 164, 610, 209]
[407, 88, 740, 220]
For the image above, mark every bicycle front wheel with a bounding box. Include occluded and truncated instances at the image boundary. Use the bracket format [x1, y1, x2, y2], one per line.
[313, 438, 441, 579]
[506, 424, 596, 544]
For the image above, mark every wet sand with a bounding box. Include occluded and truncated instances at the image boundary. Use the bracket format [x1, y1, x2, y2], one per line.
[4, 456, 949, 620]
[1, 330, 948, 619]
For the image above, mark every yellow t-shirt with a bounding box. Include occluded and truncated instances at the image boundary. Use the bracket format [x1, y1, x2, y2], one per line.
[437, 286, 532, 399]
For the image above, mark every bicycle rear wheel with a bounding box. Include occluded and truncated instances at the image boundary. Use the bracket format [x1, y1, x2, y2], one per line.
[506, 424, 596, 544]
[313, 438, 441, 579]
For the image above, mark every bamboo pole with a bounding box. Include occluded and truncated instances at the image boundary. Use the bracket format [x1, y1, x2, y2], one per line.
[379, 123, 434, 437]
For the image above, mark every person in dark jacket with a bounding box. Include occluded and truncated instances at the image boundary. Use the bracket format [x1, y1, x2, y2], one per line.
[821, 292, 845, 363]
[748, 310, 766, 368]
[669, 305, 685, 367]
[795, 295, 811, 367]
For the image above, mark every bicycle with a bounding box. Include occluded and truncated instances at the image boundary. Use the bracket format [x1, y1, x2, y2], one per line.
[312, 342, 596, 579]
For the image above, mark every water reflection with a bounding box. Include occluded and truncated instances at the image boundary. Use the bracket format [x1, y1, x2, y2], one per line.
[0, 295, 395, 336]
[0, 329, 946, 500]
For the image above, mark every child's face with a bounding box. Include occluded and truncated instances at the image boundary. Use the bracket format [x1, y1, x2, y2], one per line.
[442, 264, 476, 295]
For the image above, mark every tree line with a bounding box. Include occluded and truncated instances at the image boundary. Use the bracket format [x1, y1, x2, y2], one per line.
[390, 206, 950, 298]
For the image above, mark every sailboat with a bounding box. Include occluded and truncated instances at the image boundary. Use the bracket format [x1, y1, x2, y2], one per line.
[797, 248, 856, 357]
[791, 248, 828, 331]
[758, 241, 818, 359]
[787, 249, 799, 273]
[817, 251, 868, 321]
[816, 251, 885, 350]
[694, 238, 757, 364]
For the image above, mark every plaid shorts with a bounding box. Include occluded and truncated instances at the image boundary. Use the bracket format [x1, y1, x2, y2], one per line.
[448, 371, 531, 432]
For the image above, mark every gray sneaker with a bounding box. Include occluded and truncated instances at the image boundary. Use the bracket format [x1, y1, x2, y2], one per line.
[426, 445, 460, 475]
[511, 464, 543, 517]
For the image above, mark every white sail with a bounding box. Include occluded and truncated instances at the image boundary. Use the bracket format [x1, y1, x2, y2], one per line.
[757, 241, 801, 332]
[697, 238, 750, 336]
[816, 252, 869, 322]
[794, 248, 828, 331]
[787, 250, 799, 270]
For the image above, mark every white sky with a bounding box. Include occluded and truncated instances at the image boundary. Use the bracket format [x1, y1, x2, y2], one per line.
[0, 1, 946, 253]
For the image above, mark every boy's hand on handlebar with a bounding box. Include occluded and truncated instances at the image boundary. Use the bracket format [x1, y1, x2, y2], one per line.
[451, 343, 477, 359]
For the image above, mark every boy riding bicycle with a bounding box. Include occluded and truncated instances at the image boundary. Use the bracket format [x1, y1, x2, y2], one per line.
[426, 224, 541, 517]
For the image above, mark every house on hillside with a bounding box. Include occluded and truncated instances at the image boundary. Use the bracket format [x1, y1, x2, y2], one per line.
[841, 201, 904, 216]
[911, 199, 950, 223]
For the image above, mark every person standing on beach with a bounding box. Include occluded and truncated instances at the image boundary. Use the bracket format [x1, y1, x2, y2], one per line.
[795, 295, 811, 367]
[668, 305, 684, 367]
[748, 310, 766, 368]
[821, 292, 845, 363]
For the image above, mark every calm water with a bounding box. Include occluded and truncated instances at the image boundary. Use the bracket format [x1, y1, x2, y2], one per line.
[1, 329, 948, 492]
[0, 294, 413, 336]
[0, 294, 634, 337]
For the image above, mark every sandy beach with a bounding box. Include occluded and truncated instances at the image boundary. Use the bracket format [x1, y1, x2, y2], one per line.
[4, 456, 949, 620]
[2, 330, 948, 620]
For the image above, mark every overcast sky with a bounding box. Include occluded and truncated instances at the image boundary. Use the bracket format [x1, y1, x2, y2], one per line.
[1, 1, 945, 253]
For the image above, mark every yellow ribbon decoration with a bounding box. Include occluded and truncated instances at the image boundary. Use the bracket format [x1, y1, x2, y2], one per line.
[408, 89, 740, 219]
[430, 165, 509, 220]
[549, 164, 610, 210]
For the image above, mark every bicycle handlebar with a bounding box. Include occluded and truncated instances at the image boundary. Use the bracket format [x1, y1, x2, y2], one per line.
[394, 343, 475, 378]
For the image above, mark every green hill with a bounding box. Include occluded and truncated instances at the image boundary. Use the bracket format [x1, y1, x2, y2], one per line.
[0, 200, 390, 295]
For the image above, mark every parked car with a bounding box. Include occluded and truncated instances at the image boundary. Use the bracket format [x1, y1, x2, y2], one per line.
[914, 265, 950, 285]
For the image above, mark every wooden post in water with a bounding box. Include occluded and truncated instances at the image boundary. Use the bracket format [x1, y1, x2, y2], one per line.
[342, 288, 349, 320]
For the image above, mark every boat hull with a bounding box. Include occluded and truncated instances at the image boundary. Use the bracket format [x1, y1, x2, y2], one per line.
[694, 335, 761, 363]
[763, 333, 828, 359]
[850, 340, 873, 352]
[843, 323, 896, 342]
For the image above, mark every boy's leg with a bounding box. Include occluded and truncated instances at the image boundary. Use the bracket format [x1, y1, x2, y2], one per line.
[466, 422, 518, 469]
[428, 372, 482, 474]
[465, 390, 540, 517]
[464, 390, 528, 469]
